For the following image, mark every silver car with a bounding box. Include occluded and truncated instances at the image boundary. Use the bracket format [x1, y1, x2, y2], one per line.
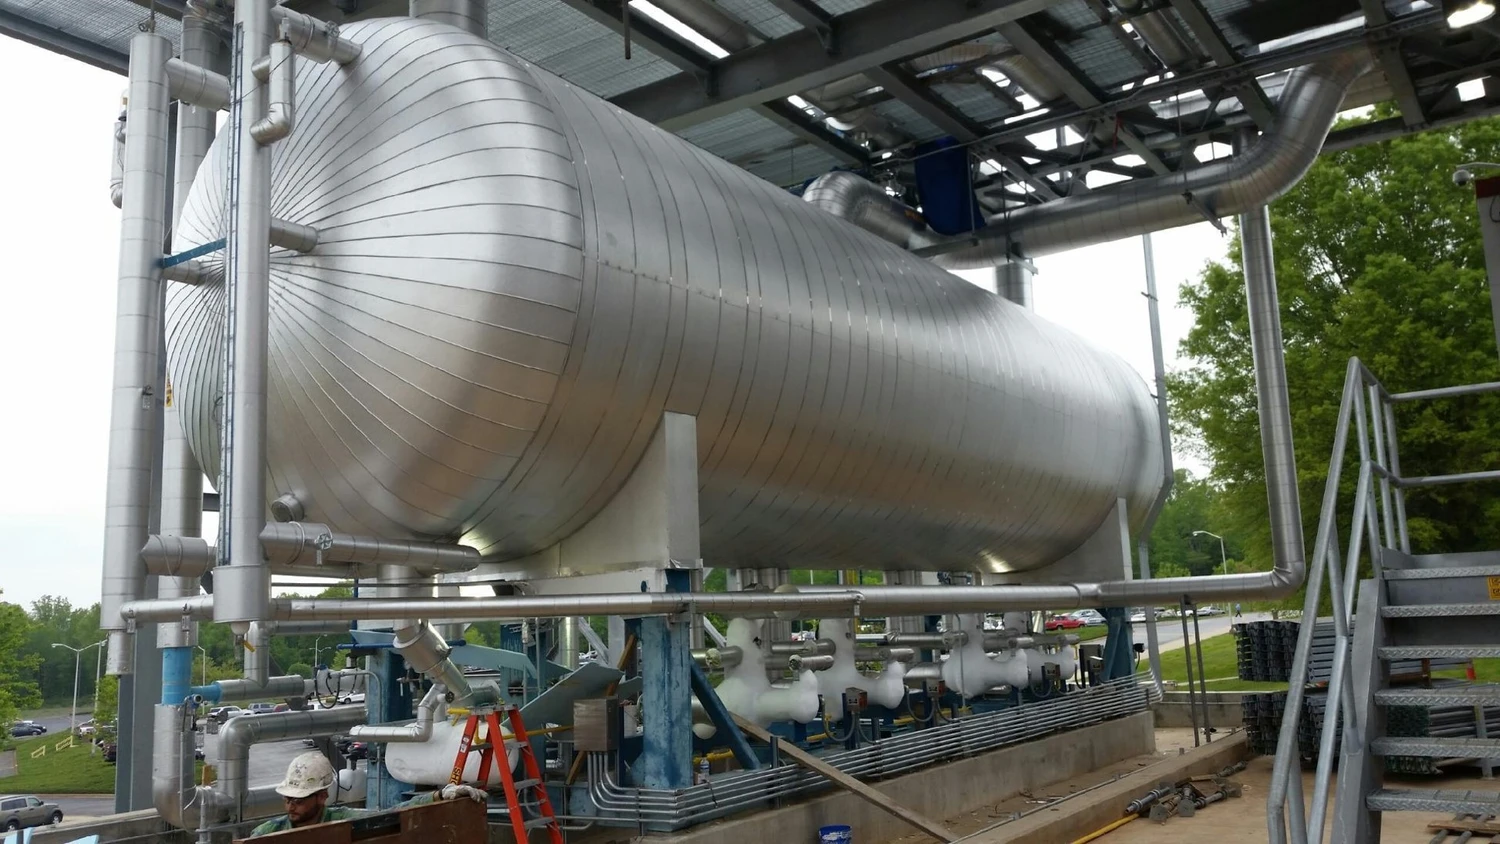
[1, 795, 63, 830]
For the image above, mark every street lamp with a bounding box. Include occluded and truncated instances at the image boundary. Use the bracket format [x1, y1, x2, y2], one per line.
[51, 640, 106, 738]
[1192, 530, 1230, 577]
[313, 636, 325, 671]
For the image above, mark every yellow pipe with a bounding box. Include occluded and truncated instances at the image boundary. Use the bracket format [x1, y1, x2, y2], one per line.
[1070, 814, 1136, 843]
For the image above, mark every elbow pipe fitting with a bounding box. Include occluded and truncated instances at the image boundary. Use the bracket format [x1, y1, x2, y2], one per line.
[250, 40, 295, 145]
[349, 685, 443, 742]
[393, 621, 475, 703]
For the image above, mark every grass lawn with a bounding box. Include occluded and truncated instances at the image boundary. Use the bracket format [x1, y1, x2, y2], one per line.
[0, 734, 117, 793]
[1074, 626, 1109, 642]
[1155, 632, 1288, 692]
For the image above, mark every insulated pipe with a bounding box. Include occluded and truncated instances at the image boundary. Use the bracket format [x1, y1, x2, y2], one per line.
[410, 0, 487, 37]
[218, 707, 366, 821]
[165, 58, 229, 111]
[924, 53, 1375, 266]
[986, 55, 1063, 103]
[102, 32, 172, 675]
[1131, 11, 1194, 67]
[267, 217, 318, 253]
[243, 621, 270, 686]
[109, 109, 124, 208]
[200, 674, 310, 704]
[392, 621, 475, 703]
[158, 8, 214, 648]
[350, 685, 443, 742]
[270, 6, 362, 64]
[214, 0, 274, 630]
[143, 524, 480, 575]
[995, 262, 1034, 308]
[250, 39, 295, 144]
[802, 171, 938, 250]
[143, 536, 213, 578]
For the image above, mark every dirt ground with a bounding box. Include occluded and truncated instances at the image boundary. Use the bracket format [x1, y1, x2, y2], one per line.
[890, 728, 1500, 842]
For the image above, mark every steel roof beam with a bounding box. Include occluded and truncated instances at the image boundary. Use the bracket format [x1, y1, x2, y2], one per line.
[864, 64, 1059, 200]
[763, 0, 833, 44]
[609, 0, 1060, 129]
[995, 20, 1174, 175]
[1080, 0, 1159, 73]
[1361, 0, 1427, 125]
[1166, 0, 1276, 128]
[556, 0, 869, 167]
[0, 8, 129, 74]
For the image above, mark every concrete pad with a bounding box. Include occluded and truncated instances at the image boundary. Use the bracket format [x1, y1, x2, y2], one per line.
[958, 732, 1249, 843]
[641, 711, 1156, 844]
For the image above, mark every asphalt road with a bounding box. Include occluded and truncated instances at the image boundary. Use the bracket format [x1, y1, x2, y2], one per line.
[1132, 610, 1265, 653]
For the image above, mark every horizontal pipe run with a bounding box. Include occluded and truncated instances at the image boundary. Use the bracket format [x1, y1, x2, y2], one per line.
[1390, 381, 1500, 402]
[165, 57, 230, 110]
[139, 524, 480, 578]
[268, 217, 318, 253]
[271, 7, 362, 64]
[161, 258, 209, 285]
[1399, 471, 1500, 487]
[350, 685, 442, 742]
[142, 535, 214, 578]
[195, 674, 311, 704]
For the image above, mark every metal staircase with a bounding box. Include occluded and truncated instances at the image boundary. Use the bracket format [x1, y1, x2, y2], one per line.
[1268, 358, 1500, 843]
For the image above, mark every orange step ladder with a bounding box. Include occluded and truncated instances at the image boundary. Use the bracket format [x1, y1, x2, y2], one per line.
[449, 705, 563, 843]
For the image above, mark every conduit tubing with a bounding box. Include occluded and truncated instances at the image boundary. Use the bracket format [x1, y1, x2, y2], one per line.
[101, 31, 172, 675]
[920, 53, 1374, 266]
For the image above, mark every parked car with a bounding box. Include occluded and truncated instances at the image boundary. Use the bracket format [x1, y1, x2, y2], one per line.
[76, 719, 96, 736]
[1043, 615, 1085, 631]
[1066, 609, 1107, 627]
[337, 693, 366, 706]
[208, 705, 244, 723]
[103, 742, 117, 764]
[248, 702, 277, 715]
[0, 795, 62, 830]
[272, 703, 290, 713]
[1128, 609, 1148, 623]
[1197, 605, 1226, 617]
[8, 722, 45, 737]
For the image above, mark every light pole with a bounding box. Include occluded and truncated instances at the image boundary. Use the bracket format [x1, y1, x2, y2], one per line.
[51, 640, 106, 738]
[313, 636, 325, 671]
[1192, 530, 1230, 577]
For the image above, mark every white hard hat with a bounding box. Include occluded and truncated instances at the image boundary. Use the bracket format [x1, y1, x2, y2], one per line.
[275, 751, 337, 799]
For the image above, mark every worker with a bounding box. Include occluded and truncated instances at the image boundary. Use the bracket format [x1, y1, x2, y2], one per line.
[249, 751, 487, 836]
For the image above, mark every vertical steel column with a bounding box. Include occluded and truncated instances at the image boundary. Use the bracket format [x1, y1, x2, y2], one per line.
[101, 32, 173, 676]
[638, 569, 693, 789]
[1137, 232, 1170, 690]
[215, 0, 273, 630]
[1472, 176, 1500, 364]
[158, 7, 219, 652]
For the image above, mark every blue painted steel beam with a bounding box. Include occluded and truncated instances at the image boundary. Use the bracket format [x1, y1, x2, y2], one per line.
[1099, 607, 1135, 681]
[637, 570, 693, 789]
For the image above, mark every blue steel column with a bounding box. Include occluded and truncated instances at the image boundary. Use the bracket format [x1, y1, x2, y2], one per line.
[1099, 607, 1135, 680]
[638, 569, 692, 789]
[366, 645, 414, 809]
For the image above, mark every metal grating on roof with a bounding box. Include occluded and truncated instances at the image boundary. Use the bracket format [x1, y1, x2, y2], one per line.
[4, 0, 181, 66]
[872, 99, 944, 143]
[814, 0, 879, 15]
[1061, 28, 1147, 91]
[678, 108, 799, 162]
[1199, 0, 1260, 51]
[713, 0, 804, 39]
[932, 81, 1014, 127]
[485, 0, 679, 98]
[1042, 0, 1104, 30]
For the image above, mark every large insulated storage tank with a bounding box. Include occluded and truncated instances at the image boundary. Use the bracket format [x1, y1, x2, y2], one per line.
[168, 16, 1163, 576]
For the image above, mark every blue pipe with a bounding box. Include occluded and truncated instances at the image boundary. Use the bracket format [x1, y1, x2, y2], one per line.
[162, 647, 194, 706]
[191, 683, 223, 704]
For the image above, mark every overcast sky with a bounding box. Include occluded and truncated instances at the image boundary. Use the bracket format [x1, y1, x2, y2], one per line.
[0, 36, 1228, 609]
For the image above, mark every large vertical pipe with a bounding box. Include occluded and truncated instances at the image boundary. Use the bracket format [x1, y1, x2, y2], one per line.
[158, 8, 218, 651]
[102, 33, 173, 675]
[1240, 204, 1307, 609]
[996, 262, 1034, 309]
[215, 0, 273, 631]
[1136, 232, 1169, 690]
[410, 0, 486, 36]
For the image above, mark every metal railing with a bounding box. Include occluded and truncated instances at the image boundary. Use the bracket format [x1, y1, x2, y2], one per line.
[1267, 358, 1500, 843]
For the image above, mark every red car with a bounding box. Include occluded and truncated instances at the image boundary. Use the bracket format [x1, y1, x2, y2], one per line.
[1043, 615, 1086, 631]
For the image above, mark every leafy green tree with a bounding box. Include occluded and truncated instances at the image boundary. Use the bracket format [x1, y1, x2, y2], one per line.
[1171, 111, 1500, 595]
[0, 596, 42, 727]
[285, 662, 313, 679]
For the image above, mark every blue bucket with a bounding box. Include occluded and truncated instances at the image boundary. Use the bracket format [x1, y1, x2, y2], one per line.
[819, 825, 852, 844]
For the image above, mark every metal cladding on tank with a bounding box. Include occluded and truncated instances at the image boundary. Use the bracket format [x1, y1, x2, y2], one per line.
[168, 16, 1163, 576]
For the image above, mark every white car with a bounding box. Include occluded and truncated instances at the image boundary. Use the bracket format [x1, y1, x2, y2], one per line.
[1128, 610, 1148, 624]
[1067, 609, 1108, 627]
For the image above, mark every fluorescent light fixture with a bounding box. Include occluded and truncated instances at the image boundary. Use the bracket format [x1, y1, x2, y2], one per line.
[628, 0, 730, 58]
[1459, 78, 1487, 101]
[785, 94, 814, 111]
[1446, 0, 1496, 28]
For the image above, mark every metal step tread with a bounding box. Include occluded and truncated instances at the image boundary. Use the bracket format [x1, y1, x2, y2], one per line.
[510, 778, 540, 790]
[1384, 565, 1500, 580]
[1367, 788, 1500, 814]
[1381, 645, 1500, 660]
[1381, 603, 1500, 618]
[1372, 736, 1500, 757]
[1375, 686, 1500, 707]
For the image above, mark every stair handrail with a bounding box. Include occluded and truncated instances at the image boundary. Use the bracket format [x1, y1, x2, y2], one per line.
[1268, 357, 1396, 844]
[1270, 360, 1500, 843]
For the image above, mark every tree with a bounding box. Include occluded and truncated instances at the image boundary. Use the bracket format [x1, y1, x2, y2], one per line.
[1171, 110, 1500, 591]
[0, 596, 42, 728]
[285, 662, 313, 679]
